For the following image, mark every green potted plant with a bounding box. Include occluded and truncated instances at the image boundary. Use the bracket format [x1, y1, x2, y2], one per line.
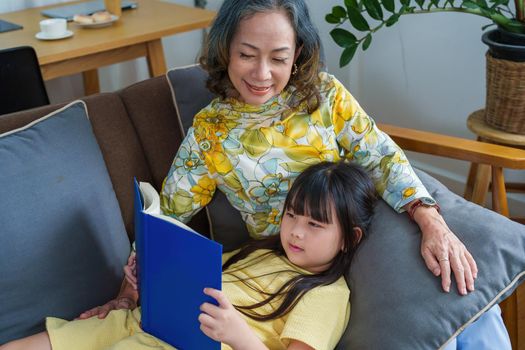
[326, 0, 525, 133]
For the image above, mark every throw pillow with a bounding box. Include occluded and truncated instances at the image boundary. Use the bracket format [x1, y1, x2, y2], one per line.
[340, 169, 525, 349]
[0, 101, 131, 344]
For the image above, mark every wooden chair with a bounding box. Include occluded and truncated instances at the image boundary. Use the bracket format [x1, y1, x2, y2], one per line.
[0, 46, 49, 116]
[379, 122, 525, 350]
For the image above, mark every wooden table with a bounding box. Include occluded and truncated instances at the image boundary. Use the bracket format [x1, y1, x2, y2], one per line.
[0, 0, 215, 95]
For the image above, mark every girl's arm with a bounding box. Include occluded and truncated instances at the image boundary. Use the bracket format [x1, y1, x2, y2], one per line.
[199, 288, 269, 350]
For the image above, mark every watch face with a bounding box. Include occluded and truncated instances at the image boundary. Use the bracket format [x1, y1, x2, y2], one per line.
[421, 197, 437, 206]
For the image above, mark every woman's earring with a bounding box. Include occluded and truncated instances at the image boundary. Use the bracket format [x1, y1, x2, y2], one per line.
[292, 63, 298, 75]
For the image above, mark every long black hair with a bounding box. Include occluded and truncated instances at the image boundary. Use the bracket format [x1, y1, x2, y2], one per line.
[223, 161, 378, 321]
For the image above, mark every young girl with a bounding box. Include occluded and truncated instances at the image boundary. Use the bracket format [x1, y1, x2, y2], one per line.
[2, 161, 378, 350]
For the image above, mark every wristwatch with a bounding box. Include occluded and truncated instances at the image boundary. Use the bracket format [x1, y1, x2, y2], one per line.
[407, 197, 440, 221]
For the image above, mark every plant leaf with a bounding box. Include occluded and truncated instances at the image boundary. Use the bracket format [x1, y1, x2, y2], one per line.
[340, 44, 359, 67]
[502, 19, 525, 33]
[330, 28, 358, 48]
[462, 1, 480, 9]
[345, 0, 359, 9]
[333, 5, 347, 18]
[415, 0, 425, 7]
[325, 13, 340, 24]
[382, 0, 396, 12]
[362, 34, 373, 50]
[400, 0, 411, 6]
[385, 13, 400, 26]
[363, 0, 384, 20]
[347, 7, 371, 31]
[476, 0, 488, 7]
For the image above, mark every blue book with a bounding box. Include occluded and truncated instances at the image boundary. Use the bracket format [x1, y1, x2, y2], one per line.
[134, 179, 222, 350]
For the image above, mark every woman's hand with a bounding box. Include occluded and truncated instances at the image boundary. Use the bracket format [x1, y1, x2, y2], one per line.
[77, 253, 139, 320]
[199, 288, 268, 350]
[413, 206, 478, 295]
[77, 296, 137, 320]
[123, 251, 138, 290]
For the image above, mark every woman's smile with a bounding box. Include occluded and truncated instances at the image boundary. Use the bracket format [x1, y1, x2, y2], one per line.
[244, 80, 272, 95]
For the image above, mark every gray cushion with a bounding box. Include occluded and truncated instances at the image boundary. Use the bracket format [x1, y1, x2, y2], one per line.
[166, 65, 525, 348]
[166, 65, 250, 252]
[0, 101, 131, 344]
[341, 169, 525, 349]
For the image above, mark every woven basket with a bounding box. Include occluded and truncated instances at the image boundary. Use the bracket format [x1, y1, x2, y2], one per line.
[485, 53, 525, 134]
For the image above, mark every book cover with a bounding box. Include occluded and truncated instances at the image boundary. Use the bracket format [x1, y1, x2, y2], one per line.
[134, 179, 222, 349]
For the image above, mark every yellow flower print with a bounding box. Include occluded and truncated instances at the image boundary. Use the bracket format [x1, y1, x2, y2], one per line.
[260, 127, 297, 149]
[283, 114, 309, 139]
[190, 176, 215, 207]
[240, 129, 272, 158]
[402, 187, 416, 199]
[267, 208, 281, 225]
[194, 110, 238, 141]
[160, 188, 193, 218]
[211, 151, 232, 174]
[350, 112, 371, 135]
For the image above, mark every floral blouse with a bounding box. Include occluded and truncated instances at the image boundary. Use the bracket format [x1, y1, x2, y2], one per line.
[160, 72, 432, 238]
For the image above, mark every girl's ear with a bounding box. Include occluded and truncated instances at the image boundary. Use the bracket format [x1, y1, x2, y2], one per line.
[342, 227, 363, 252]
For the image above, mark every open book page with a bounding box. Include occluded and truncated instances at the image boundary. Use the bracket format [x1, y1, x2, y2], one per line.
[138, 181, 197, 234]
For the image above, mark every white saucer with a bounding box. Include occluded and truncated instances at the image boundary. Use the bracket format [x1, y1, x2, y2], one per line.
[35, 30, 74, 41]
[73, 15, 119, 28]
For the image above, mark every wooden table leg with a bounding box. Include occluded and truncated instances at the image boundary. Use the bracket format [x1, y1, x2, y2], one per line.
[146, 39, 167, 77]
[82, 69, 100, 96]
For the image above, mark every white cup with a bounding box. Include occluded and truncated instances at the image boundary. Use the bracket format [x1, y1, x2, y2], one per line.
[39, 18, 67, 37]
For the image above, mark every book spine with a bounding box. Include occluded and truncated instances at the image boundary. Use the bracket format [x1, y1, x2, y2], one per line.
[136, 211, 149, 330]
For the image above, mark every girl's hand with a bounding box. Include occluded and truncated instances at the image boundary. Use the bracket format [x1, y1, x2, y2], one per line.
[77, 296, 136, 320]
[199, 288, 266, 350]
[123, 251, 138, 290]
[414, 206, 478, 295]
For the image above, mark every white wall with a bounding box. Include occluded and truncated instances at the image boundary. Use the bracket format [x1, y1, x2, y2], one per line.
[3, 0, 523, 215]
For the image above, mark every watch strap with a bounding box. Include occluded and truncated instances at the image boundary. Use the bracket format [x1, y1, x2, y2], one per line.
[408, 199, 441, 221]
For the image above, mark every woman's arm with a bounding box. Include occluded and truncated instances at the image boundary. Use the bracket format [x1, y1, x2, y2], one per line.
[160, 127, 216, 222]
[329, 76, 477, 294]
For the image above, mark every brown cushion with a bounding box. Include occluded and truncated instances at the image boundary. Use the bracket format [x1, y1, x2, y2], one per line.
[120, 75, 210, 237]
[82, 93, 152, 238]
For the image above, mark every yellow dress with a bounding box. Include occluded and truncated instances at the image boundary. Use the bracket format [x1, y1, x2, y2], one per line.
[46, 250, 350, 350]
[161, 72, 432, 238]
